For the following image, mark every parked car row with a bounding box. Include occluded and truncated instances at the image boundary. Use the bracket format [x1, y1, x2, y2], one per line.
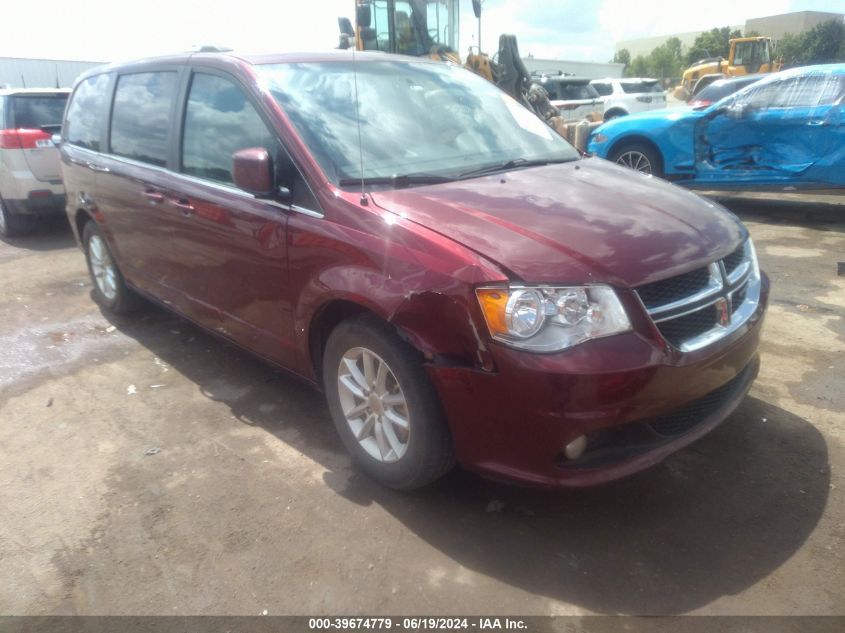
[51, 50, 767, 490]
[588, 64, 845, 201]
[529, 72, 668, 122]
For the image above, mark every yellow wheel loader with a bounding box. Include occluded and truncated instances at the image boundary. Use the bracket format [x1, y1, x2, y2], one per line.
[675, 36, 783, 101]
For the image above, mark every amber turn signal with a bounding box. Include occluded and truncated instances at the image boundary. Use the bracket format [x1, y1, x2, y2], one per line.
[476, 288, 510, 336]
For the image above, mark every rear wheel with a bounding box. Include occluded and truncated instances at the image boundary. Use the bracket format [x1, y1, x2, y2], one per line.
[609, 142, 663, 177]
[323, 315, 454, 489]
[0, 197, 35, 237]
[82, 220, 141, 313]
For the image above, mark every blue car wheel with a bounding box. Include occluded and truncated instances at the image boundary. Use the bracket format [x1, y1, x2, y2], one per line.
[609, 142, 664, 177]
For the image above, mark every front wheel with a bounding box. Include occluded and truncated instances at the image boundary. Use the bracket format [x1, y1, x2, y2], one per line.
[323, 315, 454, 490]
[609, 143, 663, 177]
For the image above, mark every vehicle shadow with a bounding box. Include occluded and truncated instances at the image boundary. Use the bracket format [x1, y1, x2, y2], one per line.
[719, 199, 845, 234]
[103, 301, 831, 615]
[0, 216, 75, 251]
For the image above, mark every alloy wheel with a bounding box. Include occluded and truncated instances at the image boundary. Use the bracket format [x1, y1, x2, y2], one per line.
[616, 150, 653, 174]
[88, 234, 118, 301]
[337, 347, 410, 463]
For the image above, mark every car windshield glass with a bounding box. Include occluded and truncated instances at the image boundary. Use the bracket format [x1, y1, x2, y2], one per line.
[259, 60, 579, 183]
[11, 95, 68, 128]
[620, 81, 663, 94]
[696, 79, 752, 103]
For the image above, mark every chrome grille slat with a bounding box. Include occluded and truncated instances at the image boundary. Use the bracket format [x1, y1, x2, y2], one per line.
[635, 240, 760, 351]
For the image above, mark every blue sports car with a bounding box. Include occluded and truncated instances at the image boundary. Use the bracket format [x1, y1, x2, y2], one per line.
[588, 64, 845, 203]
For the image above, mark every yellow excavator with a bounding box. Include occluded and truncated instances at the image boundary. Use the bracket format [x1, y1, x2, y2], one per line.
[677, 36, 783, 100]
[337, 0, 578, 139]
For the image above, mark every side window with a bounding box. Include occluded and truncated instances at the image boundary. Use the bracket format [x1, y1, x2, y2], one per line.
[0, 97, 5, 128]
[768, 75, 844, 109]
[110, 72, 177, 167]
[182, 73, 276, 184]
[65, 74, 111, 150]
[181, 72, 320, 210]
[592, 83, 612, 97]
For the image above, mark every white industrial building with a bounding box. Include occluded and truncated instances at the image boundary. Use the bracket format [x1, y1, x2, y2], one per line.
[617, 10, 844, 57]
[523, 57, 624, 79]
[0, 57, 103, 89]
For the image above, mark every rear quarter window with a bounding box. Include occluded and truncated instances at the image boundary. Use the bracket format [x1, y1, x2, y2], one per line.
[66, 74, 111, 150]
[110, 71, 177, 167]
[11, 95, 68, 129]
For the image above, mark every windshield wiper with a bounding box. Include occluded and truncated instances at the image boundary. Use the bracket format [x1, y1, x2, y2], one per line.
[338, 173, 455, 189]
[458, 157, 576, 179]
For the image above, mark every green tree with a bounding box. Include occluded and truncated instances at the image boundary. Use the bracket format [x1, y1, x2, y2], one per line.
[650, 37, 684, 79]
[776, 19, 845, 68]
[627, 55, 649, 78]
[685, 27, 743, 66]
[612, 48, 631, 68]
[777, 31, 805, 67]
[802, 19, 845, 65]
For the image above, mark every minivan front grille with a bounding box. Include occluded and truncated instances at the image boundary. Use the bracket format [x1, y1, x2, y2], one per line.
[722, 243, 746, 277]
[635, 240, 760, 352]
[636, 267, 711, 310]
[654, 304, 718, 348]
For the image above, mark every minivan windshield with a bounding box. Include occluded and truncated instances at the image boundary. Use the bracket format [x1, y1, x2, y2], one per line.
[258, 60, 580, 185]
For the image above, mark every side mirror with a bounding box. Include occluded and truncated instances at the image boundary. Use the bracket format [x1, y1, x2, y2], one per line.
[338, 17, 354, 37]
[356, 2, 372, 28]
[51, 133, 63, 146]
[232, 148, 287, 199]
[726, 102, 751, 120]
[472, 0, 482, 18]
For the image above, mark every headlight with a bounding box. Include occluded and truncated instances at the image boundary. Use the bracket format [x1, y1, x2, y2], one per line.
[591, 133, 608, 143]
[476, 285, 632, 352]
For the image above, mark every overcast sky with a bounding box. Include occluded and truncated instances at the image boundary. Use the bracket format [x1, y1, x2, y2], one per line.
[1, 0, 843, 63]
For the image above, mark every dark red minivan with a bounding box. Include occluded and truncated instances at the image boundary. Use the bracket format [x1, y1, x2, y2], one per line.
[59, 51, 768, 489]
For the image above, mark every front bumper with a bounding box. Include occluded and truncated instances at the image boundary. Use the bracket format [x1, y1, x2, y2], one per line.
[428, 274, 769, 488]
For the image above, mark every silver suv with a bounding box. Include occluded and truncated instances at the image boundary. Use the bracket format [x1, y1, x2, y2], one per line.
[0, 89, 69, 236]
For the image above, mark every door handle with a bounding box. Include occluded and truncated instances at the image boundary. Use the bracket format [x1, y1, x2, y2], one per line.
[169, 197, 195, 215]
[807, 119, 828, 126]
[142, 189, 165, 203]
[87, 162, 110, 172]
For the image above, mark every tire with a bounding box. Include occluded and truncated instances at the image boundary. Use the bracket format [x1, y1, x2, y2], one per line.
[82, 220, 142, 313]
[603, 109, 627, 121]
[0, 197, 35, 238]
[609, 142, 664, 177]
[323, 314, 455, 490]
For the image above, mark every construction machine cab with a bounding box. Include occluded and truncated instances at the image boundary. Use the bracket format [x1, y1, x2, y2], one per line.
[729, 37, 773, 74]
[347, 0, 459, 59]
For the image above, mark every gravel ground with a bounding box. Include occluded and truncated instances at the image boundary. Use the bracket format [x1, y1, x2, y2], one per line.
[0, 201, 843, 616]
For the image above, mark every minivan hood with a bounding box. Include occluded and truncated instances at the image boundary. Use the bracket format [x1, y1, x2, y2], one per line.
[370, 158, 745, 287]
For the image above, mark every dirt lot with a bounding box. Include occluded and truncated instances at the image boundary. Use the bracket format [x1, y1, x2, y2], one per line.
[1, 202, 843, 616]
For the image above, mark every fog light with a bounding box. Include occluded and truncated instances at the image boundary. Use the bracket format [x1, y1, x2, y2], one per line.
[564, 435, 587, 460]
